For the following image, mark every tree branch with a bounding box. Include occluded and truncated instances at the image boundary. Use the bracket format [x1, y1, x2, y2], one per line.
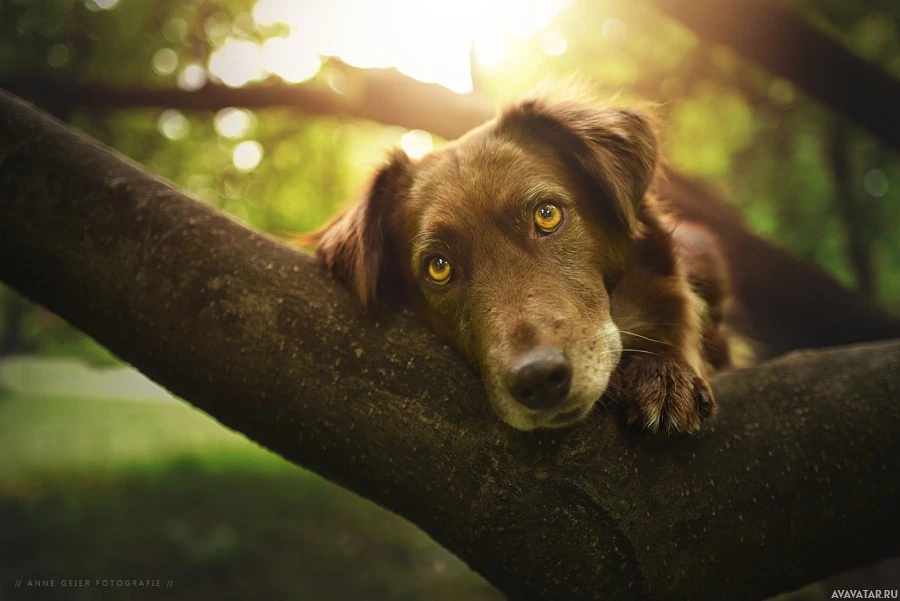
[0, 63, 494, 142]
[647, 0, 900, 151]
[2, 91, 900, 601]
[655, 172, 900, 356]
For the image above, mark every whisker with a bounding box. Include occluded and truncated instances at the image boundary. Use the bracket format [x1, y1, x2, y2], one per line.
[614, 321, 686, 329]
[595, 350, 624, 356]
[602, 381, 624, 395]
[620, 348, 663, 358]
[618, 330, 676, 348]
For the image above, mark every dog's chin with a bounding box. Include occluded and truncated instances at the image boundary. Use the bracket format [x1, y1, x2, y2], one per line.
[492, 397, 599, 432]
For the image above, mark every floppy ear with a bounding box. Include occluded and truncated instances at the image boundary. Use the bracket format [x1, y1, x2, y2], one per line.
[309, 149, 412, 309]
[498, 97, 658, 235]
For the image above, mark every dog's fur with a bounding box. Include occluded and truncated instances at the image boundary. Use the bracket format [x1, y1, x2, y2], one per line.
[311, 94, 732, 434]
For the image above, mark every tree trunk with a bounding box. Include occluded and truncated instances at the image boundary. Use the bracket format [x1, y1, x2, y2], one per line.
[2, 91, 900, 600]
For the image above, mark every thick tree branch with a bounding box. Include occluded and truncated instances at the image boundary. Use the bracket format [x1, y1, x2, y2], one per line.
[648, 0, 900, 151]
[3, 92, 900, 601]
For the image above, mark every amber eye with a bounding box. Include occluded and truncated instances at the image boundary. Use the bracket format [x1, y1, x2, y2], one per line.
[427, 255, 452, 285]
[535, 203, 563, 233]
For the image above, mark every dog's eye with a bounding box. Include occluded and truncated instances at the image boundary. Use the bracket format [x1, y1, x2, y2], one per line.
[427, 256, 452, 285]
[535, 203, 563, 234]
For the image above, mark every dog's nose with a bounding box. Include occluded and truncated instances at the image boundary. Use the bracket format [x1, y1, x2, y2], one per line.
[505, 348, 572, 410]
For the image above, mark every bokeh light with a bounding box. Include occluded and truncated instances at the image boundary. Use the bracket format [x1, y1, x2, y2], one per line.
[177, 64, 207, 91]
[46, 43, 70, 68]
[214, 108, 255, 139]
[152, 48, 179, 76]
[864, 169, 889, 198]
[233, 141, 264, 172]
[162, 17, 188, 43]
[157, 110, 190, 141]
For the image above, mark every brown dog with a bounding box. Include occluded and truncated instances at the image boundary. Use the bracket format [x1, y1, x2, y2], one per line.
[311, 93, 732, 434]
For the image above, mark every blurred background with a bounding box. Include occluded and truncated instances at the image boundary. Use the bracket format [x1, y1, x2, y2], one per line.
[0, 0, 898, 599]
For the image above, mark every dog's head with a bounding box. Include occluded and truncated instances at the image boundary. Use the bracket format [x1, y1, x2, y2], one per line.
[314, 96, 658, 430]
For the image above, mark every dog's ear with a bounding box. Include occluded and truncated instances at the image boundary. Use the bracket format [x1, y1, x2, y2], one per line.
[309, 150, 412, 309]
[498, 97, 658, 235]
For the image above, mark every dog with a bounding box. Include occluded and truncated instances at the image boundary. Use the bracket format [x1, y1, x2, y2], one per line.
[311, 93, 732, 434]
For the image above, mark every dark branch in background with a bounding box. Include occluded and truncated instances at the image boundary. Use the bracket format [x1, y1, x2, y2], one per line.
[647, 0, 900, 151]
[0, 61, 492, 142]
[3, 89, 900, 601]
[654, 172, 900, 355]
[828, 124, 876, 299]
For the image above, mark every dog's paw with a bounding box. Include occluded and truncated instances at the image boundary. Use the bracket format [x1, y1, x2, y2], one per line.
[618, 356, 715, 434]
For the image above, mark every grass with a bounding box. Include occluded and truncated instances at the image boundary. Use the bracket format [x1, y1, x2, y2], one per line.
[0, 390, 501, 601]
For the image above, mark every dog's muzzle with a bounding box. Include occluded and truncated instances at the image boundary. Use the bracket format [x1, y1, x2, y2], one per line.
[504, 347, 572, 410]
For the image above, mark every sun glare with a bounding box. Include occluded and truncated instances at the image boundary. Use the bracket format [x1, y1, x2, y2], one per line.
[210, 0, 573, 93]
[208, 38, 265, 87]
[261, 34, 322, 84]
[400, 129, 433, 158]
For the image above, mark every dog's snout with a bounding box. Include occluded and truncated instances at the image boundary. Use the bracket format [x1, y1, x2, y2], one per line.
[505, 348, 572, 410]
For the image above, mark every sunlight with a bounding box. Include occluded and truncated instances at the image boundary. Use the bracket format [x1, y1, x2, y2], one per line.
[474, 31, 506, 67]
[208, 38, 265, 87]
[399, 129, 433, 159]
[540, 31, 568, 57]
[249, 0, 570, 93]
[262, 34, 322, 84]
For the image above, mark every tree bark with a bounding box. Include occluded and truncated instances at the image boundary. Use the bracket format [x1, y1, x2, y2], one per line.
[2, 91, 900, 601]
[648, 0, 900, 151]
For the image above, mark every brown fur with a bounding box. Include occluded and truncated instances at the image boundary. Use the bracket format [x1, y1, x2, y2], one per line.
[311, 93, 732, 434]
